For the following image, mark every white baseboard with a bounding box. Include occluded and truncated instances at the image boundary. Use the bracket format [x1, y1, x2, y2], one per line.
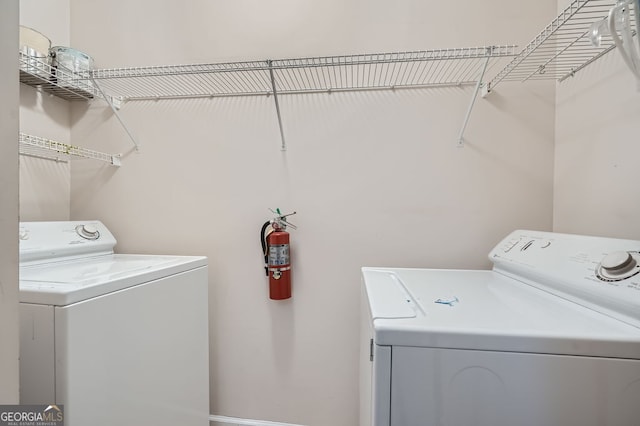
[209, 414, 306, 426]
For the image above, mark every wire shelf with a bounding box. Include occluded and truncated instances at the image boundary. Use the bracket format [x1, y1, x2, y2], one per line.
[19, 133, 121, 166]
[19, 46, 517, 151]
[489, 0, 633, 89]
[19, 52, 97, 101]
[90, 46, 517, 101]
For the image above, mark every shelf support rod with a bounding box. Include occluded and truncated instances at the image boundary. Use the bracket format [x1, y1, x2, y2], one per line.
[91, 76, 140, 152]
[268, 60, 287, 151]
[457, 51, 492, 147]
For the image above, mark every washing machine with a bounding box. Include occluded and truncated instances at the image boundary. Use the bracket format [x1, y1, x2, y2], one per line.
[360, 229, 640, 426]
[19, 221, 210, 426]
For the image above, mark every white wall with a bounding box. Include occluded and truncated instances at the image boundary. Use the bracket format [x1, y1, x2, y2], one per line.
[68, 1, 556, 425]
[19, 0, 71, 221]
[554, 47, 640, 239]
[15, 0, 640, 423]
[0, 0, 20, 404]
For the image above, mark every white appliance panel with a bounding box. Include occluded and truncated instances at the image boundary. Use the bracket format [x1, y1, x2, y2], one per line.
[20, 253, 207, 305]
[363, 268, 640, 358]
[359, 284, 373, 426]
[19, 220, 116, 263]
[19, 304, 55, 403]
[491, 230, 640, 327]
[54, 267, 209, 426]
[359, 282, 392, 426]
[390, 346, 640, 426]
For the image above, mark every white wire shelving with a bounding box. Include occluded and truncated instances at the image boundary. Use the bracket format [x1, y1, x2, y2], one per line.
[18, 1, 636, 152]
[19, 51, 139, 152]
[90, 46, 517, 100]
[488, 0, 632, 91]
[89, 45, 517, 148]
[19, 132, 121, 167]
[20, 46, 517, 150]
[19, 51, 97, 101]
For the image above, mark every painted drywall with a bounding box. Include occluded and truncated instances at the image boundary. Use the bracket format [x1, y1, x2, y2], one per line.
[15, 0, 640, 423]
[0, 0, 20, 404]
[19, 0, 71, 221]
[66, 1, 556, 425]
[554, 45, 640, 239]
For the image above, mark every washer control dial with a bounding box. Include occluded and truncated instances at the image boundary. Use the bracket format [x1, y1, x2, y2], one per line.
[75, 224, 100, 240]
[596, 251, 640, 281]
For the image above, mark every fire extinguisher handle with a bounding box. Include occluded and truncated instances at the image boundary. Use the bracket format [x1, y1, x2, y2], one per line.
[277, 212, 298, 230]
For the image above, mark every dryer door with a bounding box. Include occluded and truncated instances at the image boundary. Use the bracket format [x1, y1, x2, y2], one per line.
[390, 346, 640, 426]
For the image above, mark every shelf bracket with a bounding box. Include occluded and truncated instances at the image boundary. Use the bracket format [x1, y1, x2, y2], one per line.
[267, 60, 287, 151]
[457, 51, 492, 147]
[91, 76, 140, 152]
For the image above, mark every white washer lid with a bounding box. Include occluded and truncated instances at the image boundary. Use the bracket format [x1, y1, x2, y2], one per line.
[20, 254, 207, 306]
[362, 267, 640, 359]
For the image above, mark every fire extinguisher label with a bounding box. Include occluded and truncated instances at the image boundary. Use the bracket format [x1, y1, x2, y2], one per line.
[269, 244, 289, 266]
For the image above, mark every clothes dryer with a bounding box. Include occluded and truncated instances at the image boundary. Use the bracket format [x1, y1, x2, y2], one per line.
[360, 230, 640, 426]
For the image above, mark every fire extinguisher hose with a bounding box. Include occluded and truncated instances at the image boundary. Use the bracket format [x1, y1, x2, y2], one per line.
[260, 220, 271, 275]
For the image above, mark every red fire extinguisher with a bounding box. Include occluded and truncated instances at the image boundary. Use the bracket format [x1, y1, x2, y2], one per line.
[260, 209, 297, 300]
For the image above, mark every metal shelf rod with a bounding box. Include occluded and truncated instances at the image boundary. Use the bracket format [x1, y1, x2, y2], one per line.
[268, 60, 287, 152]
[458, 51, 492, 147]
[91, 76, 140, 152]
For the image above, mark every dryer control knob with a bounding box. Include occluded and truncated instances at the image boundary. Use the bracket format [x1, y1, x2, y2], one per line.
[596, 251, 640, 281]
[601, 251, 635, 273]
[76, 224, 100, 240]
